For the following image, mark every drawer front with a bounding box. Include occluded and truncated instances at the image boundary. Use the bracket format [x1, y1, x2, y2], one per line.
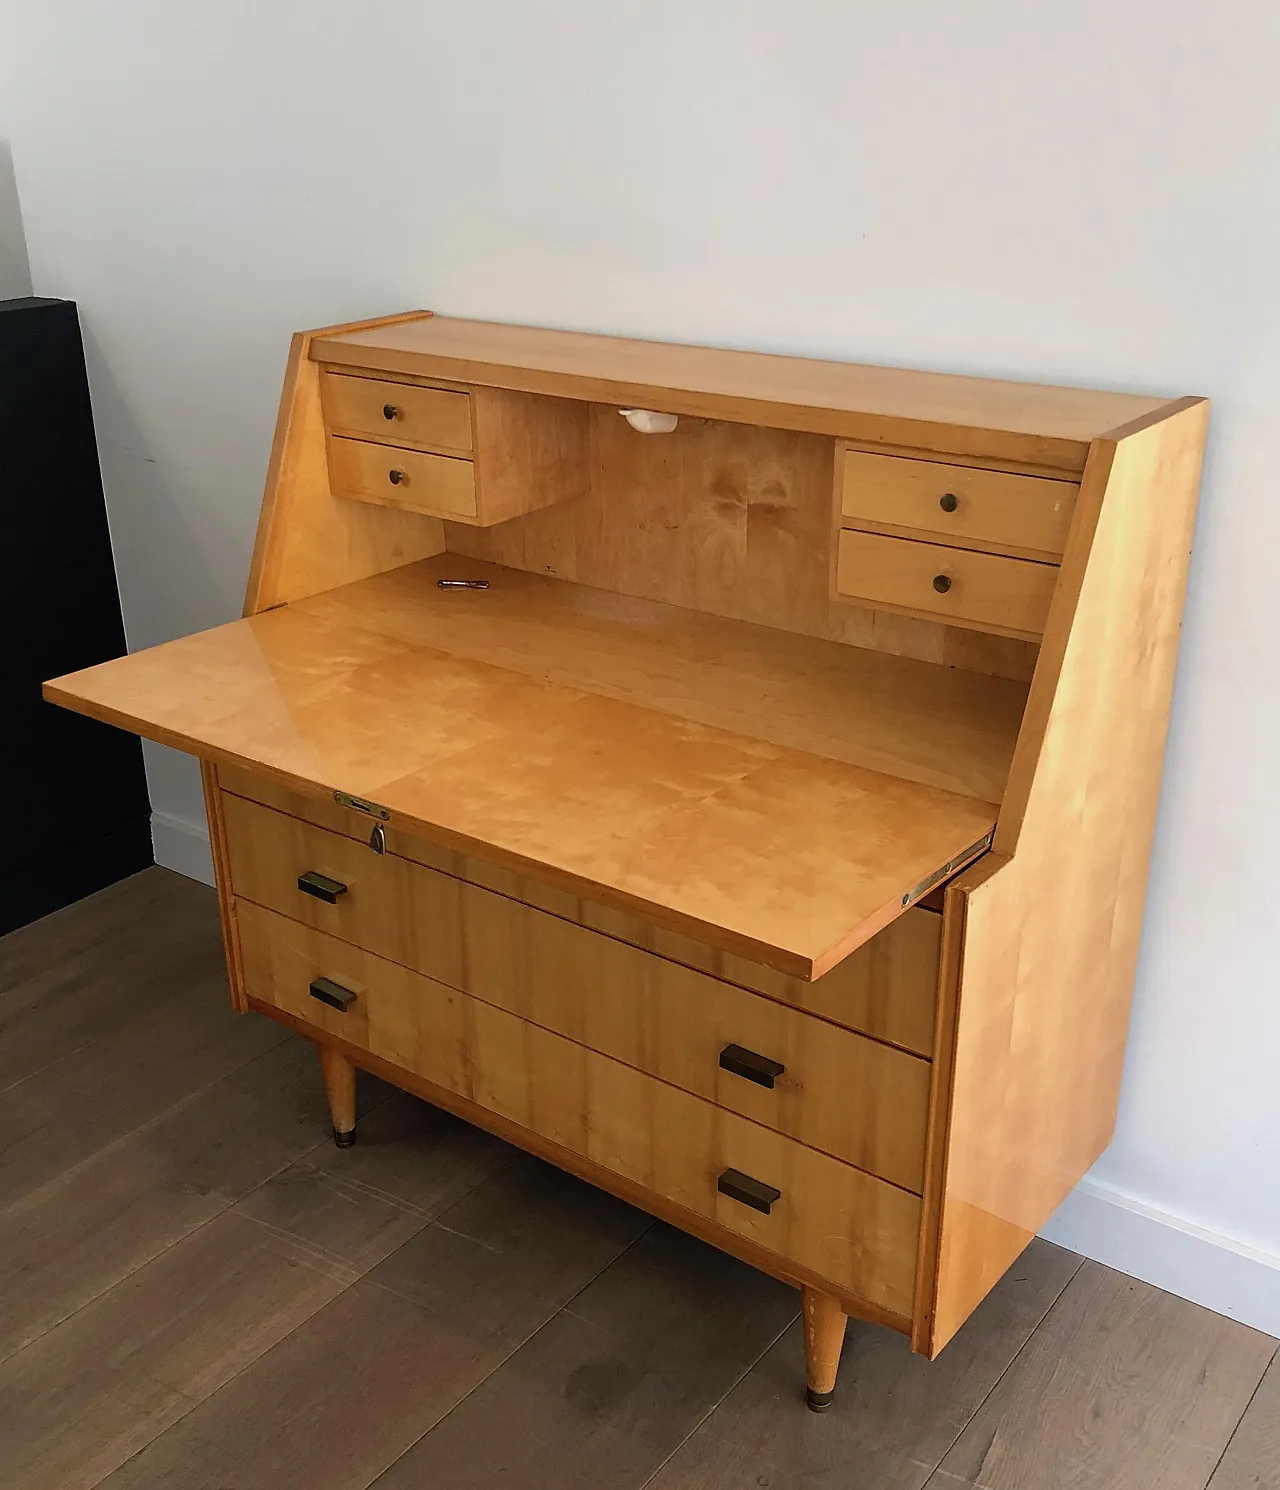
[320, 371, 473, 454]
[237, 901, 920, 1316]
[842, 450, 1077, 558]
[328, 436, 478, 518]
[222, 791, 931, 1189]
[219, 768, 942, 1056]
[837, 528, 1057, 637]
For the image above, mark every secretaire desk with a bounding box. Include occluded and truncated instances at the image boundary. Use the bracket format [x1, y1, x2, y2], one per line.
[45, 311, 1207, 1410]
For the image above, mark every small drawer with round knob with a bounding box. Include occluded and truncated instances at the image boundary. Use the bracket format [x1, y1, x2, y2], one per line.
[841, 449, 1078, 559]
[327, 435, 478, 520]
[319, 370, 473, 454]
[836, 528, 1058, 639]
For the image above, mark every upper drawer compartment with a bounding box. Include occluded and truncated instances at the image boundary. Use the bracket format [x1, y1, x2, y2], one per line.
[327, 437, 478, 520]
[320, 371, 472, 454]
[837, 529, 1057, 639]
[842, 450, 1078, 559]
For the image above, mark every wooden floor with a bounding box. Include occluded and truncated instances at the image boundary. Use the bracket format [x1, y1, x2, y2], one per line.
[1, 868, 1275, 1490]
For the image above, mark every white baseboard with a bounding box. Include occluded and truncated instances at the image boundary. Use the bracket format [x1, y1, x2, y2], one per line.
[1041, 1175, 1280, 1336]
[146, 802, 1280, 1338]
[150, 809, 215, 887]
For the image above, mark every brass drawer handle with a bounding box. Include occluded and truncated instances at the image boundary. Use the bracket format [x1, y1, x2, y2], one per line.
[388, 468, 407, 486]
[719, 1044, 785, 1089]
[717, 1168, 781, 1215]
[933, 574, 953, 594]
[382, 402, 401, 421]
[309, 976, 358, 1012]
[297, 870, 347, 904]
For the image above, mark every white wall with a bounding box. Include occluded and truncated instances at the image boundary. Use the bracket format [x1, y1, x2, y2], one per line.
[4, 1, 1279, 1331]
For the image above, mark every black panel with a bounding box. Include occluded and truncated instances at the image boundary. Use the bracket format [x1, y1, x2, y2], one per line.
[0, 296, 152, 929]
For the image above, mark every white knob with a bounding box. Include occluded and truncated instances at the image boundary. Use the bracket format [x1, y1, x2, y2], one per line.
[619, 408, 679, 434]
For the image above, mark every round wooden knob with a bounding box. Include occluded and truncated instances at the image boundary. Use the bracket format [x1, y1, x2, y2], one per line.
[382, 403, 400, 421]
[939, 492, 958, 512]
[388, 469, 406, 486]
[933, 574, 952, 594]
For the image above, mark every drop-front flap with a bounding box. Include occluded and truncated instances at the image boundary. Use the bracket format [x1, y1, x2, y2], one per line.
[45, 556, 1021, 980]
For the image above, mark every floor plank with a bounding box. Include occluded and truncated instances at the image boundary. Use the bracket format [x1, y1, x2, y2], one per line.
[0, 968, 287, 1207]
[0, 869, 221, 1093]
[0, 1209, 351, 1490]
[95, 1154, 650, 1490]
[375, 1222, 799, 1490]
[927, 1262, 1277, 1490]
[235, 1091, 511, 1273]
[0, 1033, 331, 1361]
[644, 1238, 1083, 1490]
[1206, 1353, 1280, 1490]
[0, 868, 184, 994]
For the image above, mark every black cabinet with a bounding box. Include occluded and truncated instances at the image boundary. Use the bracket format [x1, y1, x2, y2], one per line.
[0, 296, 151, 935]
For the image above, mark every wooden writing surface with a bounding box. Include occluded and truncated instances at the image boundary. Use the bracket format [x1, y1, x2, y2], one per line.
[45, 556, 1007, 979]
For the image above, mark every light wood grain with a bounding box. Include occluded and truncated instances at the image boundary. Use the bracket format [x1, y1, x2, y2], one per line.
[837, 529, 1058, 639]
[841, 449, 1078, 559]
[1207, 1353, 1280, 1489]
[45, 558, 1002, 980]
[801, 1287, 847, 1399]
[314, 314, 1179, 473]
[451, 405, 1038, 682]
[925, 400, 1209, 1355]
[469, 383, 591, 524]
[220, 762, 944, 1055]
[327, 437, 477, 518]
[229, 843, 932, 1189]
[320, 370, 473, 453]
[318, 1045, 356, 1139]
[200, 760, 247, 1012]
[237, 905, 921, 1315]
[245, 312, 447, 615]
[930, 1262, 1274, 1490]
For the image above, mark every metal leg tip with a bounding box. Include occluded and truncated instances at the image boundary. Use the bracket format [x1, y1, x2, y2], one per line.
[806, 1388, 835, 1413]
[333, 1127, 357, 1149]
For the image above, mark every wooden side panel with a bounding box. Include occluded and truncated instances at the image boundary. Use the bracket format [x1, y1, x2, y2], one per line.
[923, 400, 1209, 1355]
[470, 385, 591, 525]
[244, 312, 447, 615]
[199, 759, 247, 1012]
[448, 406, 1038, 681]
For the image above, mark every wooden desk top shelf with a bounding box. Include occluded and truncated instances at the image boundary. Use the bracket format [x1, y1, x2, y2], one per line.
[45, 309, 1207, 1411]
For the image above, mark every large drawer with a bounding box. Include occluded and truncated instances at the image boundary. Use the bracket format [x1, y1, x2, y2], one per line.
[836, 528, 1058, 638]
[327, 435, 478, 519]
[320, 370, 473, 454]
[221, 790, 933, 1190]
[218, 768, 942, 1057]
[237, 900, 921, 1316]
[841, 450, 1077, 559]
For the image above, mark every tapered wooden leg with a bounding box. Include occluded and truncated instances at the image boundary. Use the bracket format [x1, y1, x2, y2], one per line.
[802, 1287, 847, 1412]
[318, 1045, 357, 1148]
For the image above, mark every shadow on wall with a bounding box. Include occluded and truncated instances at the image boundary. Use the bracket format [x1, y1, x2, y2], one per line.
[0, 141, 33, 299]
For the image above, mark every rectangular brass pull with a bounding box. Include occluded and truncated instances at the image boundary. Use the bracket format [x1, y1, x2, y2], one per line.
[297, 870, 347, 904]
[309, 977, 358, 1012]
[717, 1168, 781, 1215]
[719, 1044, 785, 1089]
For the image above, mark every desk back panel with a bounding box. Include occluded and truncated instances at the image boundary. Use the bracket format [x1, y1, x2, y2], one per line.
[449, 405, 1040, 681]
